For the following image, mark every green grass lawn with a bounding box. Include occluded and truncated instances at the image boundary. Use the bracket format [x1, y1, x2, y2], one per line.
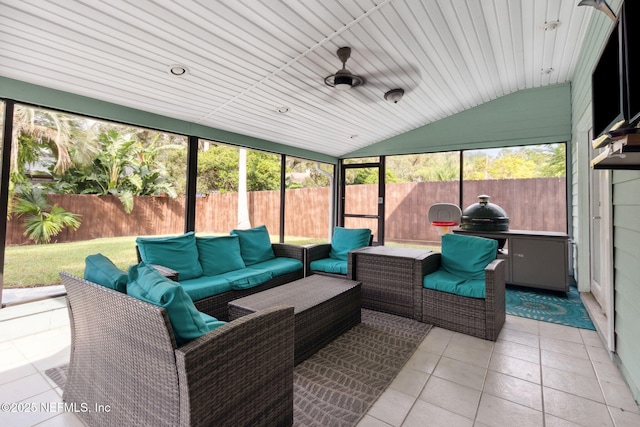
[3, 236, 138, 288]
[2, 235, 440, 288]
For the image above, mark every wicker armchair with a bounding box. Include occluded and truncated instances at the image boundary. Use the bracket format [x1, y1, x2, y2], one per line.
[305, 244, 351, 278]
[60, 273, 295, 427]
[305, 232, 373, 278]
[416, 252, 505, 341]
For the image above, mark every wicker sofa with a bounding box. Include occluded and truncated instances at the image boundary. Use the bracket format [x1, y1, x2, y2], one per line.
[136, 228, 304, 320]
[142, 243, 304, 321]
[60, 272, 295, 427]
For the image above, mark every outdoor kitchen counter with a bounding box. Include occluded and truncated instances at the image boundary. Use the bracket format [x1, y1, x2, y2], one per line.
[453, 229, 570, 292]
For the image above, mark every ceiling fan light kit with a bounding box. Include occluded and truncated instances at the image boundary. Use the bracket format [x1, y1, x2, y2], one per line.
[384, 88, 404, 104]
[324, 47, 364, 89]
[333, 72, 354, 90]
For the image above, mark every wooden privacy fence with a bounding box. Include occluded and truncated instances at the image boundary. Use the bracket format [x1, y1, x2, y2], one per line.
[5, 178, 566, 246]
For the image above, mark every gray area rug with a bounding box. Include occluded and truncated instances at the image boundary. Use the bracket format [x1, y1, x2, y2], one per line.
[294, 309, 432, 426]
[46, 309, 432, 426]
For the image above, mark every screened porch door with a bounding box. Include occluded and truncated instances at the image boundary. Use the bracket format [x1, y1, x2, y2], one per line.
[339, 159, 384, 245]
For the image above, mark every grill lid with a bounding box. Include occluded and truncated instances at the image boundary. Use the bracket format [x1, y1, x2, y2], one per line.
[460, 195, 509, 231]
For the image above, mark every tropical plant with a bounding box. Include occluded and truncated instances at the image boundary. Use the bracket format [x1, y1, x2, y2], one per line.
[12, 186, 81, 244]
[53, 130, 179, 212]
[284, 158, 336, 189]
[246, 150, 281, 191]
[192, 144, 282, 194]
[11, 106, 74, 177]
[10, 106, 102, 182]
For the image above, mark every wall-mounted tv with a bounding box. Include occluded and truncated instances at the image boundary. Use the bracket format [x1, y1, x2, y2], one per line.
[621, 1, 639, 125]
[592, 21, 625, 138]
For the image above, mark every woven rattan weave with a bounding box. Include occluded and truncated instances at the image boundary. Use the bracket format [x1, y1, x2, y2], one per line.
[60, 273, 295, 427]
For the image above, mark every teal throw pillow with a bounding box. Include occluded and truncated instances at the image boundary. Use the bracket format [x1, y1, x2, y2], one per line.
[136, 232, 203, 280]
[230, 225, 275, 266]
[196, 235, 246, 276]
[84, 253, 128, 292]
[329, 227, 371, 261]
[127, 262, 214, 346]
[440, 233, 497, 280]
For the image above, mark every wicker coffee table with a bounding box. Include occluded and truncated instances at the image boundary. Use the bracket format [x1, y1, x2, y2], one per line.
[228, 275, 361, 365]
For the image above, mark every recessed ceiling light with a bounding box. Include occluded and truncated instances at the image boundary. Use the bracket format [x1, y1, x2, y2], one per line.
[542, 21, 560, 31]
[168, 64, 189, 76]
[541, 68, 554, 74]
[276, 106, 290, 114]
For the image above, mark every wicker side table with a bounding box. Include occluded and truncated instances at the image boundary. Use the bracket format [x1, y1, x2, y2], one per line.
[228, 275, 361, 365]
[351, 246, 431, 320]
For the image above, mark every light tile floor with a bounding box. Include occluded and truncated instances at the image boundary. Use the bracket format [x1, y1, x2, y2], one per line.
[1, 299, 639, 427]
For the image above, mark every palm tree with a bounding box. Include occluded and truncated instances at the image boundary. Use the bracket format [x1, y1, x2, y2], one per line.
[11, 106, 74, 176]
[12, 186, 80, 244]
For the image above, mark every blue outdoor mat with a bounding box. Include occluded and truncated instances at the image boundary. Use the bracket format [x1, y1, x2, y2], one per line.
[505, 285, 595, 330]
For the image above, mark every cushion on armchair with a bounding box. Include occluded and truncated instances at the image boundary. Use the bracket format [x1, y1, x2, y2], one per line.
[309, 258, 348, 275]
[423, 233, 498, 299]
[196, 235, 246, 275]
[328, 227, 372, 260]
[84, 253, 128, 293]
[423, 269, 487, 298]
[136, 232, 203, 280]
[231, 225, 276, 266]
[440, 233, 498, 280]
[127, 262, 225, 345]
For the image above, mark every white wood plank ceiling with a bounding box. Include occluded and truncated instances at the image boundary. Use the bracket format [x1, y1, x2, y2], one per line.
[0, 0, 596, 157]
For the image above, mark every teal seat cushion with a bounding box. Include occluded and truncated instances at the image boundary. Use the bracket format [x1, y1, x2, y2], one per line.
[180, 275, 233, 301]
[230, 225, 276, 266]
[423, 269, 486, 299]
[423, 269, 465, 294]
[329, 227, 371, 261]
[310, 258, 348, 275]
[136, 232, 203, 280]
[456, 279, 487, 299]
[219, 268, 273, 290]
[440, 233, 497, 280]
[196, 235, 246, 276]
[84, 253, 128, 293]
[127, 262, 212, 346]
[251, 257, 303, 277]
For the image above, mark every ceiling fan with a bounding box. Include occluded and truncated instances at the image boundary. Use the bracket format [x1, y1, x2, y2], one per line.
[324, 47, 365, 90]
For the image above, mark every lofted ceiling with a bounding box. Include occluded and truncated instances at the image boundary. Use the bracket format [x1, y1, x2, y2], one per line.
[0, 0, 596, 157]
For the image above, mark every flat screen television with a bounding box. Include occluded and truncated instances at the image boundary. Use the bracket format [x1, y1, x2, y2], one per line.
[592, 21, 625, 138]
[621, 1, 639, 125]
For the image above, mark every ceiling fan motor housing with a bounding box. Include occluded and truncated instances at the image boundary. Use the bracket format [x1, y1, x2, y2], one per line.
[325, 46, 363, 89]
